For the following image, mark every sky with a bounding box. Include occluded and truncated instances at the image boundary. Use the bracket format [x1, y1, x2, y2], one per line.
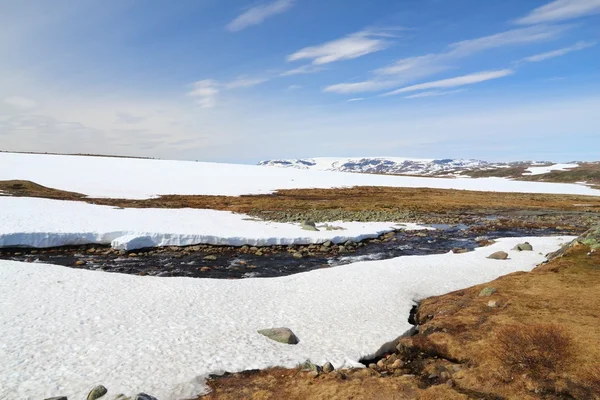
[1, 0, 599, 163]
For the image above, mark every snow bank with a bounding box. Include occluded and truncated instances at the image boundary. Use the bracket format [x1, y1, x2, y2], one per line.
[524, 163, 578, 175]
[0, 197, 416, 250]
[0, 236, 573, 400]
[0, 153, 598, 199]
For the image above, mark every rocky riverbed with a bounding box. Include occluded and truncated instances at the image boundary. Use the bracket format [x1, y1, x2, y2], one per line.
[0, 222, 580, 279]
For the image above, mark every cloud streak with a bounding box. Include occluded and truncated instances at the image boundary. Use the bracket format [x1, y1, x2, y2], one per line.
[519, 41, 596, 63]
[324, 25, 566, 94]
[188, 80, 220, 108]
[382, 69, 514, 96]
[287, 29, 393, 65]
[404, 89, 465, 99]
[227, 0, 294, 32]
[516, 0, 600, 25]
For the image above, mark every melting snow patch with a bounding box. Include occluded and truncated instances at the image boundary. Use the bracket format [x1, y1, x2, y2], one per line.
[523, 163, 578, 175]
[0, 197, 423, 250]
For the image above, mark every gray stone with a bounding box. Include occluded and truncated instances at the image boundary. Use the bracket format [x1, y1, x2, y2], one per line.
[134, 394, 158, 400]
[322, 361, 334, 373]
[203, 255, 217, 261]
[301, 221, 319, 232]
[45, 397, 68, 400]
[513, 242, 533, 251]
[487, 251, 509, 260]
[292, 252, 303, 259]
[479, 287, 497, 297]
[258, 327, 299, 344]
[87, 385, 108, 400]
[322, 241, 332, 248]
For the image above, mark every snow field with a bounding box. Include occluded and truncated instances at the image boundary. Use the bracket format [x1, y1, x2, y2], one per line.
[0, 236, 573, 400]
[524, 163, 579, 175]
[0, 197, 421, 250]
[0, 153, 597, 199]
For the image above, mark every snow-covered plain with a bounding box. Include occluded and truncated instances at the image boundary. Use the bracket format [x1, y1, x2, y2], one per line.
[0, 197, 415, 250]
[524, 163, 579, 175]
[1, 153, 598, 199]
[0, 236, 573, 400]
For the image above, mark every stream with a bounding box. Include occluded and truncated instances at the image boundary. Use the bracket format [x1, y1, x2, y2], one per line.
[0, 224, 575, 279]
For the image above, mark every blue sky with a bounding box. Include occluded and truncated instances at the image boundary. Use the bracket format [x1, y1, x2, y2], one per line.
[1, 0, 599, 163]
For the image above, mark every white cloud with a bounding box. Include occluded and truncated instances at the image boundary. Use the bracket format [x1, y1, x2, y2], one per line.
[188, 80, 219, 108]
[287, 30, 393, 65]
[446, 25, 568, 57]
[382, 70, 514, 96]
[226, 0, 294, 32]
[347, 98, 365, 102]
[324, 80, 402, 94]
[516, 0, 600, 24]
[520, 41, 596, 62]
[224, 78, 268, 89]
[3, 96, 37, 109]
[325, 25, 565, 95]
[404, 89, 465, 99]
[279, 65, 324, 76]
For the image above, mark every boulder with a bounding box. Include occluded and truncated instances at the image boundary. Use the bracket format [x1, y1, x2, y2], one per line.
[479, 287, 497, 297]
[322, 361, 335, 373]
[322, 241, 332, 248]
[301, 220, 319, 231]
[452, 248, 468, 254]
[487, 251, 508, 260]
[87, 386, 108, 400]
[203, 255, 217, 261]
[44, 397, 68, 400]
[135, 394, 158, 400]
[258, 327, 299, 344]
[513, 242, 533, 251]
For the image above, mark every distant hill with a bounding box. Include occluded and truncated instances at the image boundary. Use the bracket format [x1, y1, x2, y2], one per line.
[258, 157, 517, 176]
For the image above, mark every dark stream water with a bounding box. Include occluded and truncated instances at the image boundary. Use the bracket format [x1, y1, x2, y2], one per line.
[0, 226, 572, 279]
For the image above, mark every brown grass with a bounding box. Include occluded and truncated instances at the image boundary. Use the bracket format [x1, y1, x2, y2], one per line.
[2, 180, 600, 216]
[493, 323, 573, 380]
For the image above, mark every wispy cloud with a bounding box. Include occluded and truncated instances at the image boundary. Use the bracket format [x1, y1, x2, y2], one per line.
[516, 0, 600, 25]
[324, 25, 565, 94]
[226, 0, 294, 32]
[445, 25, 568, 57]
[382, 69, 514, 96]
[188, 80, 220, 108]
[519, 40, 596, 63]
[347, 97, 365, 102]
[224, 77, 268, 89]
[3, 96, 37, 109]
[324, 80, 403, 94]
[404, 89, 465, 99]
[279, 65, 324, 76]
[287, 29, 395, 65]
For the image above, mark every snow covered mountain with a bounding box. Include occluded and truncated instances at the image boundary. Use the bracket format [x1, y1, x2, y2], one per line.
[258, 157, 507, 176]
